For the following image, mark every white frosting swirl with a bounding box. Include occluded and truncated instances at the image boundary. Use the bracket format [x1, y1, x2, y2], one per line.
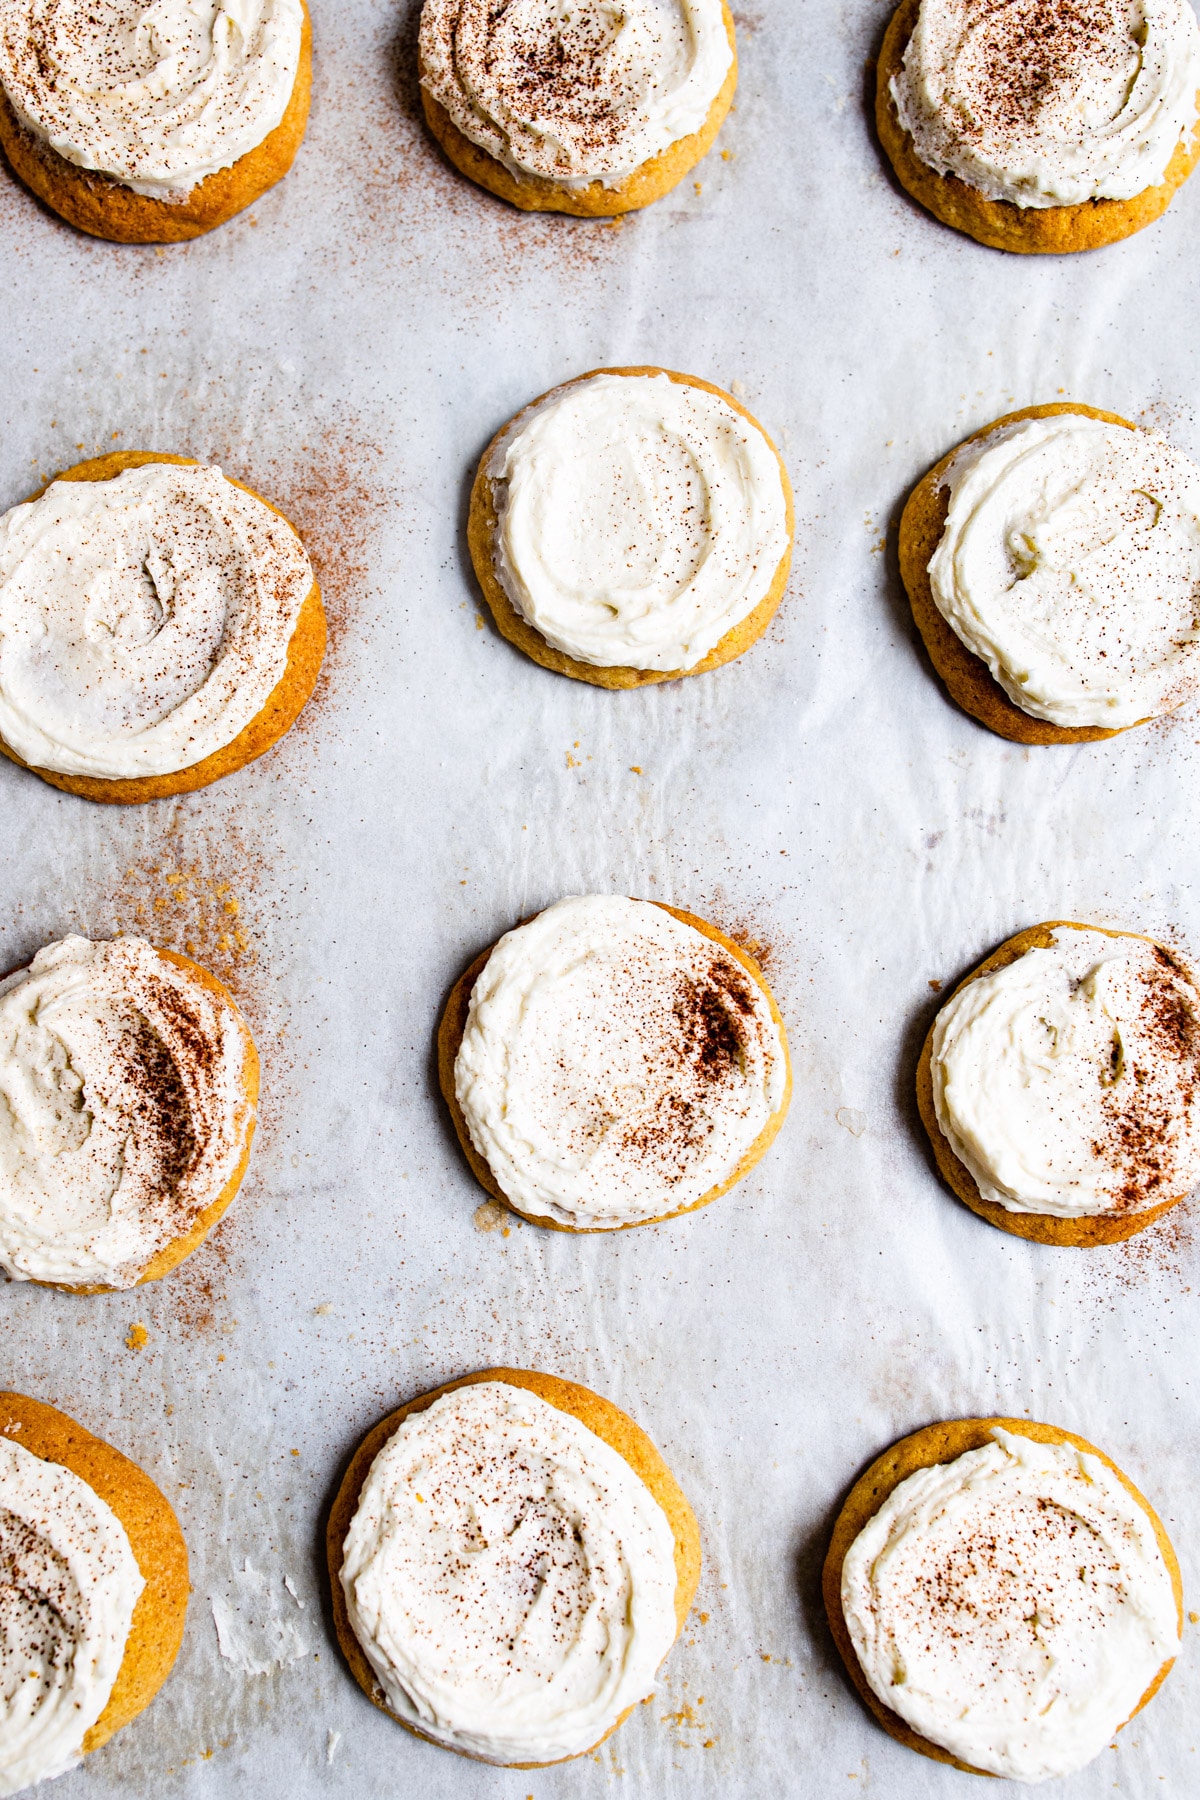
[892, 0, 1200, 207]
[419, 0, 732, 188]
[339, 1380, 679, 1766]
[0, 1430, 143, 1797]
[0, 461, 313, 781]
[455, 896, 787, 1229]
[0, 936, 253, 1288]
[488, 374, 790, 673]
[842, 1427, 1180, 1783]
[928, 414, 1200, 728]
[0, 1, 304, 197]
[932, 926, 1200, 1217]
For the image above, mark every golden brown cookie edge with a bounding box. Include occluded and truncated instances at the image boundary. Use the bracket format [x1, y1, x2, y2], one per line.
[420, 3, 736, 217]
[0, 2, 312, 243]
[467, 365, 794, 689]
[436, 900, 792, 1231]
[917, 920, 1193, 1245]
[822, 1415, 1182, 1775]
[898, 402, 1153, 743]
[0, 1391, 189, 1756]
[0, 449, 326, 802]
[325, 1367, 701, 1768]
[20, 942, 260, 1293]
[875, 0, 1200, 254]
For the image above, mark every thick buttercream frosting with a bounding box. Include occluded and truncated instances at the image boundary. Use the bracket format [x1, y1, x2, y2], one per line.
[0, 936, 253, 1288]
[488, 374, 790, 672]
[0, 0, 303, 197]
[419, 0, 732, 188]
[0, 1431, 143, 1797]
[893, 0, 1200, 208]
[339, 1380, 679, 1765]
[0, 460, 313, 780]
[455, 896, 786, 1229]
[932, 926, 1200, 1217]
[841, 1427, 1180, 1782]
[928, 414, 1200, 728]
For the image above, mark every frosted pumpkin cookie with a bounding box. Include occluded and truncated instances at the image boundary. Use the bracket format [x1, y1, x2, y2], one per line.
[469, 368, 793, 688]
[899, 403, 1200, 743]
[0, 1391, 188, 1793]
[0, 0, 312, 243]
[438, 895, 790, 1230]
[823, 1417, 1182, 1781]
[419, 0, 736, 216]
[0, 450, 324, 802]
[327, 1369, 700, 1767]
[0, 934, 258, 1291]
[877, 0, 1200, 253]
[918, 921, 1200, 1246]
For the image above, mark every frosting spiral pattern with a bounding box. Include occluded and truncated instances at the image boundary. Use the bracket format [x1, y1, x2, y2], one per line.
[928, 414, 1200, 729]
[0, 1433, 143, 1797]
[892, 0, 1200, 207]
[488, 374, 790, 673]
[0, 0, 304, 196]
[455, 896, 787, 1229]
[0, 936, 254, 1288]
[841, 1427, 1180, 1782]
[0, 460, 313, 781]
[339, 1380, 679, 1765]
[419, 0, 732, 187]
[932, 926, 1200, 1217]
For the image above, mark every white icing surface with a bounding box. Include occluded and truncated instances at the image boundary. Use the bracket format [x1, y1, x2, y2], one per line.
[927, 413, 1200, 728]
[0, 0, 304, 197]
[339, 1380, 680, 1766]
[841, 1427, 1180, 1782]
[0, 460, 313, 780]
[454, 895, 787, 1228]
[0, 1430, 143, 1797]
[0, 936, 253, 1288]
[893, 0, 1200, 207]
[419, 0, 732, 188]
[488, 373, 790, 672]
[931, 925, 1200, 1217]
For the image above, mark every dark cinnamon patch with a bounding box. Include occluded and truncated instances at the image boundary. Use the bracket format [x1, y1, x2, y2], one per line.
[674, 958, 754, 1083]
[1092, 959, 1200, 1213]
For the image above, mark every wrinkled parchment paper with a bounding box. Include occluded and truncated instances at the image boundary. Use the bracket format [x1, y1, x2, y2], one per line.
[4, 3, 1200, 1795]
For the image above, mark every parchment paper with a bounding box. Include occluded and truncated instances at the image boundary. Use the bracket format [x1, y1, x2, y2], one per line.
[3, 3, 1200, 1795]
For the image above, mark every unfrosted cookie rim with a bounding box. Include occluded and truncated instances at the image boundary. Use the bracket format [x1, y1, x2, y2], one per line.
[468, 365, 794, 689]
[0, 1389, 190, 1758]
[436, 899, 792, 1232]
[420, 1, 737, 218]
[916, 919, 1199, 1246]
[0, 940, 259, 1292]
[875, 0, 1200, 254]
[324, 1366, 701, 1769]
[0, 448, 326, 804]
[898, 401, 1160, 745]
[0, 1, 312, 244]
[822, 1413, 1183, 1776]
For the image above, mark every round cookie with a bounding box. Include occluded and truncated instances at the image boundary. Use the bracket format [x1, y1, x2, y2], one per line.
[437, 900, 792, 1230]
[876, 0, 1200, 254]
[421, 3, 737, 217]
[0, 449, 325, 803]
[822, 1415, 1183, 1776]
[0, 2, 312, 244]
[918, 920, 1197, 1245]
[326, 1367, 701, 1768]
[469, 368, 794, 689]
[0, 1390, 189, 1761]
[898, 402, 1146, 744]
[1, 939, 259, 1293]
